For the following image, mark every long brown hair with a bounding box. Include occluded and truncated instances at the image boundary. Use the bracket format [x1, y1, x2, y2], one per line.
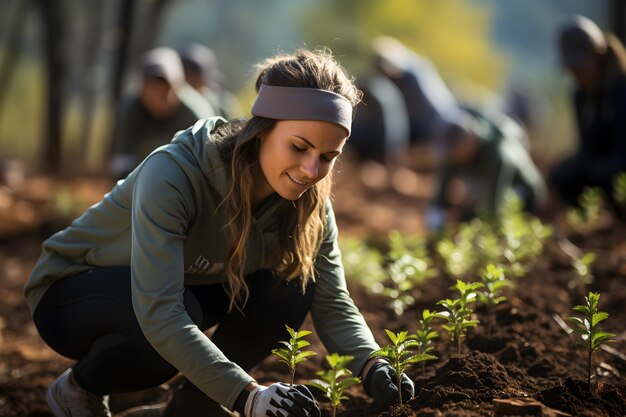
[214, 49, 361, 311]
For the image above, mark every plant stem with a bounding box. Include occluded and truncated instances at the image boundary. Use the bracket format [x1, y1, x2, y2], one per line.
[397, 371, 402, 404]
[587, 349, 592, 392]
[331, 405, 336, 417]
[290, 367, 295, 387]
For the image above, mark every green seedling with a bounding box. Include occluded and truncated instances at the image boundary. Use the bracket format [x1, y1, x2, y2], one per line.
[339, 237, 386, 289]
[414, 309, 443, 376]
[382, 253, 437, 315]
[307, 353, 361, 417]
[477, 264, 512, 340]
[567, 292, 616, 391]
[272, 325, 317, 386]
[566, 187, 603, 233]
[435, 221, 479, 278]
[568, 252, 596, 293]
[613, 171, 626, 207]
[373, 231, 437, 315]
[437, 280, 483, 355]
[388, 230, 429, 261]
[371, 330, 436, 405]
[499, 192, 552, 268]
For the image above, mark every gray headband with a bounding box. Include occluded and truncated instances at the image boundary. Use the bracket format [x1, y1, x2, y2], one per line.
[251, 84, 353, 135]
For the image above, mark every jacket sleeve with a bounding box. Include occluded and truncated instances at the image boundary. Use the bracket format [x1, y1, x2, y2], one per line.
[130, 153, 254, 409]
[310, 201, 380, 376]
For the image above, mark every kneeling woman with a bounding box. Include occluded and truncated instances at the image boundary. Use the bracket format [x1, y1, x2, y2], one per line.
[24, 49, 413, 417]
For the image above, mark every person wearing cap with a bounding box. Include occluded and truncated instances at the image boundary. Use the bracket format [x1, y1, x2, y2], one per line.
[373, 36, 460, 145]
[25, 49, 414, 417]
[109, 47, 217, 180]
[180, 43, 244, 121]
[549, 15, 626, 218]
[426, 107, 547, 231]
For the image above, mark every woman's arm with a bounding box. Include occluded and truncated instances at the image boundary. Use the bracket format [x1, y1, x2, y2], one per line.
[309, 201, 380, 377]
[130, 153, 254, 409]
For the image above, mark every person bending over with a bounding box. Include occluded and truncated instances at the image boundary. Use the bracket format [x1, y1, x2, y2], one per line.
[25, 49, 413, 417]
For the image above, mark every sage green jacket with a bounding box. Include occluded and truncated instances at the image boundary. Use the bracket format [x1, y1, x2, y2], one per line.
[24, 117, 379, 409]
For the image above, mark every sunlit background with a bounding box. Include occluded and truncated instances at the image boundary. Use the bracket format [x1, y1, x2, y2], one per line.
[0, 0, 617, 174]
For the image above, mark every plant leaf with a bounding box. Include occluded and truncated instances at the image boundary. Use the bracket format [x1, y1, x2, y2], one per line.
[591, 312, 609, 327]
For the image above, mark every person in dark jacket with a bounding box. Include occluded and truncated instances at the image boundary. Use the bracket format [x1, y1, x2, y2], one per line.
[109, 47, 215, 180]
[372, 36, 459, 145]
[549, 15, 626, 218]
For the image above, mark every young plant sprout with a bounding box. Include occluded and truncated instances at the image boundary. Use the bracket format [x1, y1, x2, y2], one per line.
[568, 252, 596, 293]
[307, 353, 361, 417]
[566, 187, 603, 233]
[477, 264, 512, 340]
[339, 237, 386, 289]
[437, 280, 483, 355]
[567, 292, 616, 391]
[383, 254, 436, 315]
[272, 325, 317, 386]
[414, 309, 443, 376]
[371, 329, 436, 405]
[435, 221, 479, 278]
[499, 192, 552, 268]
[387, 230, 430, 261]
[375, 230, 437, 315]
[613, 171, 626, 207]
[614, 171, 626, 220]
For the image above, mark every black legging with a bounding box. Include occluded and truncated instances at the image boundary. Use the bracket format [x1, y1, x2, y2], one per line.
[33, 267, 314, 395]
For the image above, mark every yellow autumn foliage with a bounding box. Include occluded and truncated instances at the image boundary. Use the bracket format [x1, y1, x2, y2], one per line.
[301, 0, 507, 91]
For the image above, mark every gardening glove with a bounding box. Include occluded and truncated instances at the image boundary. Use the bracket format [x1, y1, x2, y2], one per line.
[237, 382, 320, 417]
[363, 361, 415, 407]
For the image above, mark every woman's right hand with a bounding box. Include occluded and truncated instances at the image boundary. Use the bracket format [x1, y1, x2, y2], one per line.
[244, 382, 320, 417]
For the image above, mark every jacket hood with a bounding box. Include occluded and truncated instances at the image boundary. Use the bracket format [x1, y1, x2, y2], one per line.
[167, 116, 230, 198]
[164, 116, 285, 228]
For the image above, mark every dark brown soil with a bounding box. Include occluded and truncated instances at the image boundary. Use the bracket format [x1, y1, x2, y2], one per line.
[1, 162, 625, 417]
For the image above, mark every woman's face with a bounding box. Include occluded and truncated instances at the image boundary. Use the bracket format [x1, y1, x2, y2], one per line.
[255, 120, 348, 204]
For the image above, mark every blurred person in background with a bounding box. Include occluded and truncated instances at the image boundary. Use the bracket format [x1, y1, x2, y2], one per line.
[180, 43, 244, 121]
[25, 49, 414, 417]
[372, 36, 459, 147]
[549, 15, 626, 219]
[349, 70, 410, 165]
[426, 107, 547, 232]
[109, 47, 216, 180]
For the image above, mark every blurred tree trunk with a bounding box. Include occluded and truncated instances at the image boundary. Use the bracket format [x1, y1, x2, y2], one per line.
[77, 0, 105, 170]
[38, 0, 65, 175]
[137, 0, 174, 52]
[0, 0, 32, 129]
[107, 0, 174, 161]
[111, 0, 137, 103]
[111, 0, 175, 103]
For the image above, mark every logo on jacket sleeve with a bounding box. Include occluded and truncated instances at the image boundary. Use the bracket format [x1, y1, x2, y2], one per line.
[184, 255, 224, 274]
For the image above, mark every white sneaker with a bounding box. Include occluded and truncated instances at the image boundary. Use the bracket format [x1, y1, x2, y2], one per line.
[46, 368, 111, 417]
